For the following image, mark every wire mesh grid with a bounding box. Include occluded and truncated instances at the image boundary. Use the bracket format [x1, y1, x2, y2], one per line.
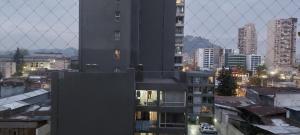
[0, 0, 299, 61]
[185, 0, 300, 64]
[0, 0, 78, 55]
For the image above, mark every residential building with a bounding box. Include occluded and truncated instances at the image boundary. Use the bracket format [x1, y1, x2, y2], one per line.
[266, 18, 298, 70]
[184, 71, 215, 124]
[246, 55, 262, 73]
[286, 107, 300, 124]
[175, 0, 185, 70]
[195, 48, 223, 69]
[220, 49, 234, 67]
[53, 0, 188, 135]
[238, 23, 257, 55]
[80, 0, 176, 73]
[0, 61, 16, 78]
[0, 89, 50, 135]
[214, 96, 255, 135]
[246, 87, 300, 107]
[225, 54, 247, 69]
[23, 53, 70, 75]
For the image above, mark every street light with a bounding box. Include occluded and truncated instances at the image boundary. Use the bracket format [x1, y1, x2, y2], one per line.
[269, 70, 278, 87]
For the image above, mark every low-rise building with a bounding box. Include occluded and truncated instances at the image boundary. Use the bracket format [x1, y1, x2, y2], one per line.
[183, 70, 215, 124]
[246, 87, 300, 107]
[286, 106, 300, 125]
[0, 61, 16, 78]
[246, 55, 262, 73]
[23, 53, 70, 75]
[214, 96, 254, 135]
[225, 54, 247, 69]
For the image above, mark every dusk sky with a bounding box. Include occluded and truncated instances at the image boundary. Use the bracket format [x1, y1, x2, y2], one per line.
[0, 0, 300, 57]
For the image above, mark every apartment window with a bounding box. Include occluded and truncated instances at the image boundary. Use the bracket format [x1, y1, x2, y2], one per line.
[115, 10, 120, 22]
[136, 90, 158, 106]
[114, 31, 120, 40]
[114, 49, 120, 61]
[114, 67, 120, 72]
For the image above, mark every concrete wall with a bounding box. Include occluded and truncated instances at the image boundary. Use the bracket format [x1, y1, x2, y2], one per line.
[36, 123, 50, 135]
[79, 0, 133, 72]
[139, 0, 176, 72]
[51, 71, 135, 135]
[274, 93, 300, 107]
[215, 107, 242, 135]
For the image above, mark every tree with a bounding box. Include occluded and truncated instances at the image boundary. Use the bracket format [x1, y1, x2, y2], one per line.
[216, 68, 237, 96]
[256, 65, 267, 77]
[248, 65, 267, 86]
[13, 48, 25, 76]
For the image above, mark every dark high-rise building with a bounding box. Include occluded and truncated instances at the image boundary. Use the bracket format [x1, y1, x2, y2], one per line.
[79, 0, 176, 73]
[53, 0, 188, 135]
[138, 0, 176, 72]
[79, 0, 133, 73]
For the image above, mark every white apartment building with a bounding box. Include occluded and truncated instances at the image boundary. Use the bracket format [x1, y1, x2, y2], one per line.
[0, 61, 16, 78]
[266, 18, 298, 70]
[238, 23, 257, 55]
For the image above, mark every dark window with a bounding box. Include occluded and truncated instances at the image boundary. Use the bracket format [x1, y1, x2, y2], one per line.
[114, 31, 120, 40]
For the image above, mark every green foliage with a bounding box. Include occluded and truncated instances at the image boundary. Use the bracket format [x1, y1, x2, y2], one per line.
[256, 65, 267, 76]
[249, 76, 261, 86]
[13, 48, 26, 76]
[216, 68, 237, 96]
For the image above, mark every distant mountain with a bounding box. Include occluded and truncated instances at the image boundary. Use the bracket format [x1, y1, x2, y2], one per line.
[183, 35, 221, 55]
[29, 47, 78, 57]
[0, 47, 78, 57]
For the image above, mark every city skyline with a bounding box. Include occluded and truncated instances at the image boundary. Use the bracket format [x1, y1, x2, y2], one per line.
[0, 0, 299, 57]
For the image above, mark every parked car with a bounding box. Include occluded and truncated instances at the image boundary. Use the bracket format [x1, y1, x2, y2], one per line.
[200, 122, 210, 129]
[201, 125, 217, 134]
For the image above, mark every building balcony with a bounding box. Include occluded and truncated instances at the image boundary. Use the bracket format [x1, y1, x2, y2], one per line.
[160, 102, 185, 107]
[176, 12, 184, 17]
[135, 120, 157, 132]
[199, 112, 214, 117]
[175, 33, 184, 37]
[176, 23, 184, 27]
[175, 43, 184, 47]
[136, 99, 158, 107]
[175, 63, 183, 67]
[175, 53, 183, 57]
[193, 91, 202, 95]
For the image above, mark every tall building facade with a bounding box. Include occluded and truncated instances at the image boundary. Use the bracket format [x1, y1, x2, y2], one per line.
[195, 48, 223, 69]
[266, 18, 298, 70]
[246, 55, 262, 73]
[238, 23, 257, 55]
[79, 0, 176, 73]
[174, 0, 185, 70]
[225, 54, 247, 69]
[54, 1, 188, 135]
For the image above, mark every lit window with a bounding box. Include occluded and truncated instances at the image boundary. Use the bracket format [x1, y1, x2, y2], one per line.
[114, 31, 120, 40]
[114, 49, 120, 61]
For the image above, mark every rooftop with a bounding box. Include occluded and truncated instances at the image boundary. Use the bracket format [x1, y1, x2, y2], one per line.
[254, 124, 300, 135]
[286, 106, 300, 111]
[247, 87, 300, 96]
[215, 96, 255, 108]
[239, 105, 286, 117]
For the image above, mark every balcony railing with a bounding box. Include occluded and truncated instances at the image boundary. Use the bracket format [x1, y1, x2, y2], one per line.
[135, 120, 157, 132]
[160, 102, 185, 107]
[160, 123, 185, 128]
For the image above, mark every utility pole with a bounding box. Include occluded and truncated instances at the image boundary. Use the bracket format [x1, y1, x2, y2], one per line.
[0, 72, 2, 97]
